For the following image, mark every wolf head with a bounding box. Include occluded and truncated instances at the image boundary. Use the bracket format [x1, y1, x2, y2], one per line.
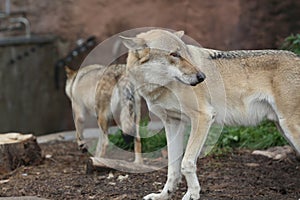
[120, 29, 206, 86]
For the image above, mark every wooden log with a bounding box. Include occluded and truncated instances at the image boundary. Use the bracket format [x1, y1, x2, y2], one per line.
[87, 157, 161, 174]
[0, 133, 43, 175]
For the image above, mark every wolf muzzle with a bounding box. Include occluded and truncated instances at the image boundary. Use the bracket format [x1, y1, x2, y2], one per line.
[197, 71, 206, 82]
[190, 71, 206, 86]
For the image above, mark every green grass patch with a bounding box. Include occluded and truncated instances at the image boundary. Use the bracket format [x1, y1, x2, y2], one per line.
[109, 129, 134, 151]
[109, 120, 288, 154]
[217, 121, 288, 150]
[108, 119, 167, 154]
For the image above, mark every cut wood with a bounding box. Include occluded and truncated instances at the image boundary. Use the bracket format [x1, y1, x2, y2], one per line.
[0, 133, 43, 175]
[87, 157, 161, 174]
[252, 145, 294, 160]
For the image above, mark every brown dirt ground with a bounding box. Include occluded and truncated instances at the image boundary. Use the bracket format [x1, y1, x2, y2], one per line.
[0, 141, 299, 200]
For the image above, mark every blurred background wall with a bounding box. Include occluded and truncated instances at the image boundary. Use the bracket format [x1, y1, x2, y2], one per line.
[0, 0, 299, 135]
[22, 0, 300, 50]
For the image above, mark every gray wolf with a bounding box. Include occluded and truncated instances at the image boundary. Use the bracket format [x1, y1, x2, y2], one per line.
[65, 64, 143, 163]
[121, 29, 300, 199]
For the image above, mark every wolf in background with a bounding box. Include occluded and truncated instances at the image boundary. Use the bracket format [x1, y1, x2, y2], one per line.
[65, 64, 142, 163]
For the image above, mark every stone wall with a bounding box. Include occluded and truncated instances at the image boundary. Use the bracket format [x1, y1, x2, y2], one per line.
[7, 0, 299, 51]
[233, 0, 300, 49]
[0, 37, 71, 135]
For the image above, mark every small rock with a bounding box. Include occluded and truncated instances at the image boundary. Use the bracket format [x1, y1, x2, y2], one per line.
[112, 194, 128, 200]
[152, 181, 162, 185]
[117, 174, 128, 181]
[45, 154, 52, 159]
[245, 163, 260, 167]
[108, 182, 116, 186]
[0, 179, 9, 184]
[107, 171, 114, 179]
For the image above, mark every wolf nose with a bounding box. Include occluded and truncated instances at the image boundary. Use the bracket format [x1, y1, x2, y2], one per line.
[196, 71, 206, 83]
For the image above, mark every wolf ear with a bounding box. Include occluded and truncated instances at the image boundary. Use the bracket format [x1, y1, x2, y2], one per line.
[120, 36, 147, 50]
[65, 66, 76, 78]
[174, 30, 184, 38]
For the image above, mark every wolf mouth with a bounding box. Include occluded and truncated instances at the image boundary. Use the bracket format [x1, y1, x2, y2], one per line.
[174, 76, 198, 86]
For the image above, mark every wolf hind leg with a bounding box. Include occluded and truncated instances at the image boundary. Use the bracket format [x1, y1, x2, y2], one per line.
[276, 118, 300, 158]
[273, 77, 300, 158]
[73, 105, 88, 152]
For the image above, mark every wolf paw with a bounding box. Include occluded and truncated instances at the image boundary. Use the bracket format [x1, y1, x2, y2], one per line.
[143, 192, 168, 200]
[78, 141, 88, 153]
[182, 191, 200, 200]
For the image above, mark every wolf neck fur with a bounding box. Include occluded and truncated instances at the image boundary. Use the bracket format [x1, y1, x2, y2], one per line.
[207, 49, 296, 60]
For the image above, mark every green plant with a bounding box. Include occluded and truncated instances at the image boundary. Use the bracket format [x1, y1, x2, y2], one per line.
[109, 119, 289, 155]
[108, 119, 167, 153]
[109, 129, 134, 151]
[281, 33, 300, 55]
[216, 121, 288, 150]
[141, 129, 167, 153]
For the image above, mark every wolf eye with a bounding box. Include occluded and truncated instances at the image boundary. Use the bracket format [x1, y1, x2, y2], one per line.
[170, 52, 181, 58]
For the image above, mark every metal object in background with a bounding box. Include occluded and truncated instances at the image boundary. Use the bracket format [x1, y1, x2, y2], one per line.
[54, 36, 97, 89]
[8, 17, 31, 38]
[0, 0, 31, 38]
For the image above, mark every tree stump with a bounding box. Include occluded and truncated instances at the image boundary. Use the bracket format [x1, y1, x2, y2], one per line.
[0, 133, 43, 175]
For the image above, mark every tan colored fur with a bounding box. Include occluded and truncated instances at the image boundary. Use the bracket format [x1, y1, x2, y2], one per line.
[65, 64, 143, 163]
[121, 29, 300, 200]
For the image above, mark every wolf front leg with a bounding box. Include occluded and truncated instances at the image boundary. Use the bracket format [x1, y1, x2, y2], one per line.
[181, 111, 215, 200]
[134, 130, 143, 164]
[134, 93, 143, 164]
[143, 120, 185, 200]
[95, 113, 109, 158]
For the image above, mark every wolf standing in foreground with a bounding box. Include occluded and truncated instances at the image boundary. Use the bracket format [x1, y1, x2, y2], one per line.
[121, 29, 300, 199]
[65, 64, 143, 163]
